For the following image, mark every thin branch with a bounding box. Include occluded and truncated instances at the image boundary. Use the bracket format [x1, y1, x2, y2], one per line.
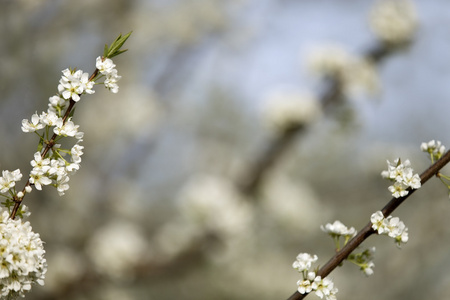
[287, 150, 450, 300]
[238, 41, 400, 197]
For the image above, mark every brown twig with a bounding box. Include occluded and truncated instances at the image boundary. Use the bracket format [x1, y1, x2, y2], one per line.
[287, 150, 450, 300]
[238, 41, 400, 197]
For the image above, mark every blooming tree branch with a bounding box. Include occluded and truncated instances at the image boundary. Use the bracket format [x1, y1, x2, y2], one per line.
[287, 149, 450, 300]
[0, 32, 131, 298]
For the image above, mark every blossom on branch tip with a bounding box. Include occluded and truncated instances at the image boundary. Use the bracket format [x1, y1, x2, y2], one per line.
[96, 56, 116, 74]
[96, 56, 121, 93]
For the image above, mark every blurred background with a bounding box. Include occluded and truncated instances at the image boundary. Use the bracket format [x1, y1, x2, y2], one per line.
[1, 0, 450, 299]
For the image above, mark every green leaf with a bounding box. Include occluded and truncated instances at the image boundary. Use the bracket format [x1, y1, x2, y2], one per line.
[103, 31, 132, 59]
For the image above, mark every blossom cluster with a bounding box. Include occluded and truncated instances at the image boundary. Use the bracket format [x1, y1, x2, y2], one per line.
[369, 0, 417, 45]
[19, 56, 120, 197]
[371, 211, 408, 247]
[0, 169, 23, 195]
[293, 253, 338, 300]
[381, 158, 421, 198]
[96, 56, 122, 93]
[21, 111, 84, 196]
[307, 45, 379, 98]
[421, 140, 446, 162]
[0, 33, 129, 299]
[321, 221, 375, 276]
[0, 207, 47, 298]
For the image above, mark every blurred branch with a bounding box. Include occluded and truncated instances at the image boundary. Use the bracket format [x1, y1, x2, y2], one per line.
[237, 39, 411, 197]
[287, 150, 450, 300]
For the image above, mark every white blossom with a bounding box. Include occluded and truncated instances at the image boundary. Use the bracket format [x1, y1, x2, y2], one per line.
[96, 56, 116, 74]
[47, 95, 67, 115]
[96, 56, 121, 93]
[381, 158, 421, 198]
[307, 45, 379, 98]
[53, 118, 79, 137]
[30, 152, 51, 174]
[70, 144, 84, 164]
[312, 276, 338, 300]
[262, 88, 321, 132]
[421, 140, 446, 161]
[321, 220, 356, 238]
[58, 68, 94, 102]
[292, 253, 318, 272]
[56, 175, 70, 196]
[21, 113, 44, 133]
[29, 170, 52, 191]
[0, 169, 22, 194]
[104, 69, 121, 93]
[369, 0, 417, 45]
[39, 111, 59, 126]
[0, 208, 47, 298]
[370, 211, 408, 246]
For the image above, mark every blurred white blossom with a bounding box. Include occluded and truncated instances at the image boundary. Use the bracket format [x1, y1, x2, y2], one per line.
[261, 174, 326, 232]
[369, 0, 417, 45]
[86, 220, 149, 280]
[44, 247, 86, 292]
[307, 45, 379, 98]
[153, 175, 253, 263]
[177, 175, 253, 239]
[262, 88, 321, 132]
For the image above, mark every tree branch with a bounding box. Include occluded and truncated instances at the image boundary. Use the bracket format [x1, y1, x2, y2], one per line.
[287, 150, 450, 300]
